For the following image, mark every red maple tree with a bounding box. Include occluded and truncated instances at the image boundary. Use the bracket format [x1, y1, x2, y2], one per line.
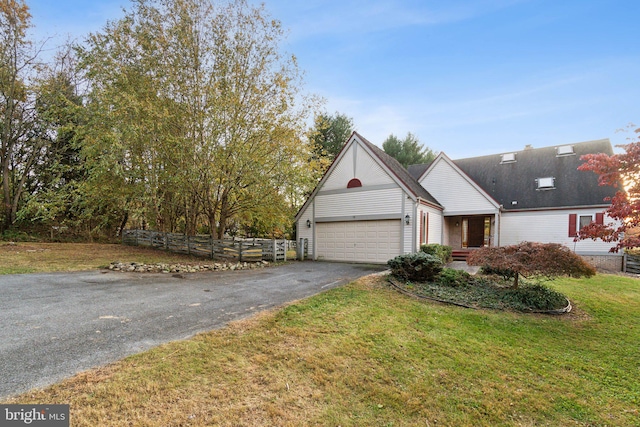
[577, 126, 640, 252]
[467, 242, 595, 288]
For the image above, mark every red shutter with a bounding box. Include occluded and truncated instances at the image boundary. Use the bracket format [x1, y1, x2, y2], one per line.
[420, 212, 425, 245]
[595, 212, 604, 225]
[425, 212, 429, 244]
[568, 214, 577, 237]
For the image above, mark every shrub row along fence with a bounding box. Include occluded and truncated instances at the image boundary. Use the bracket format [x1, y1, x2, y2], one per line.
[625, 253, 640, 274]
[122, 229, 301, 262]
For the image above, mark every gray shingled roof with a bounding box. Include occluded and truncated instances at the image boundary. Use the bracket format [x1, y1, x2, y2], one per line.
[407, 163, 431, 180]
[450, 139, 617, 210]
[355, 133, 442, 207]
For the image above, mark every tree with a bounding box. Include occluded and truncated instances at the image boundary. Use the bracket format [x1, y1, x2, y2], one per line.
[577, 126, 640, 251]
[467, 242, 596, 288]
[77, 0, 320, 239]
[0, 0, 44, 231]
[17, 47, 87, 232]
[382, 132, 436, 168]
[310, 111, 354, 160]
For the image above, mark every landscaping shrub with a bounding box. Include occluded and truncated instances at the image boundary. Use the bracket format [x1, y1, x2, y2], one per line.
[480, 265, 516, 280]
[388, 252, 443, 282]
[437, 268, 472, 287]
[468, 242, 596, 288]
[502, 283, 568, 311]
[420, 243, 452, 264]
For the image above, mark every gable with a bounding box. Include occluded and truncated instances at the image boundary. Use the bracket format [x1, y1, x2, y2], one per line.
[321, 140, 394, 191]
[419, 155, 499, 215]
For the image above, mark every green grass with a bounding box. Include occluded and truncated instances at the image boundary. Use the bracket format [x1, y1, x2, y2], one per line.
[5, 273, 639, 426]
[0, 242, 213, 274]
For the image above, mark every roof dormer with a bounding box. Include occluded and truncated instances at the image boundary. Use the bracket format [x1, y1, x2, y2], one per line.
[556, 145, 575, 156]
[500, 153, 516, 164]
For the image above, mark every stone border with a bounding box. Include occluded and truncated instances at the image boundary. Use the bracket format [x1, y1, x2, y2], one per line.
[108, 261, 269, 273]
[388, 276, 572, 315]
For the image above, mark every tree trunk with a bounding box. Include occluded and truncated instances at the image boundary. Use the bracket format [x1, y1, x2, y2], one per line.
[117, 211, 129, 237]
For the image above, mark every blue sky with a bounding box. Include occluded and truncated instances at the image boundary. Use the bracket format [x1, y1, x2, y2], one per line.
[27, 0, 639, 159]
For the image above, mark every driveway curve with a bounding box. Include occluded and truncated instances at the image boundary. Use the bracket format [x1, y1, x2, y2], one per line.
[0, 261, 385, 400]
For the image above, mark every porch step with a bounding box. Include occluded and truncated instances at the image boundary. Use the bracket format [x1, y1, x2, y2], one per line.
[451, 250, 471, 261]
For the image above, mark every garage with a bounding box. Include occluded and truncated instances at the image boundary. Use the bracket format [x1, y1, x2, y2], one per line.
[315, 220, 402, 263]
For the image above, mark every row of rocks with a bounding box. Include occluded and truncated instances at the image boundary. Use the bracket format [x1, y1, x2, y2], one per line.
[108, 260, 269, 273]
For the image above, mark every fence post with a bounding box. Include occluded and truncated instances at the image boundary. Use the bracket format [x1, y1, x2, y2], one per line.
[283, 239, 287, 261]
[239, 242, 244, 263]
[271, 239, 276, 262]
[623, 252, 627, 273]
[186, 234, 190, 255]
[210, 236, 214, 260]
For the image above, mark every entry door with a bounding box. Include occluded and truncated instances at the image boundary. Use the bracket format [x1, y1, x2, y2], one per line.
[462, 216, 490, 248]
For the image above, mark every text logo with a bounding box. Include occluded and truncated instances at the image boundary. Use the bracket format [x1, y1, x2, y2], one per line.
[0, 405, 69, 427]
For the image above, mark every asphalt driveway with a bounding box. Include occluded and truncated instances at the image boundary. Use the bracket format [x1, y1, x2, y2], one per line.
[0, 261, 385, 400]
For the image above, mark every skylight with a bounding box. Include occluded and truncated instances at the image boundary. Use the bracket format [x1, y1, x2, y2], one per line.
[556, 145, 575, 156]
[501, 153, 516, 163]
[537, 177, 555, 189]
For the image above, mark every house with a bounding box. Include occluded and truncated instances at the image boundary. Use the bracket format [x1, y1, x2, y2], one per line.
[295, 132, 621, 270]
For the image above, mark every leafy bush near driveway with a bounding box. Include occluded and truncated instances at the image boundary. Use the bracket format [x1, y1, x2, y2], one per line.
[387, 252, 443, 282]
[420, 243, 452, 264]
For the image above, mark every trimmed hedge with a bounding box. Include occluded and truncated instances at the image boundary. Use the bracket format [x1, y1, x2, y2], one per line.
[437, 268, 472, 287]
[388, 252, 443, 282]
[501, 283, 568, 311]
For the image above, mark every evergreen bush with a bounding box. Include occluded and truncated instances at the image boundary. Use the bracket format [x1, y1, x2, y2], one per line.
[502, 284, 568, 311]
[420, 244, 452, 264]
[437, 268, 472, 287]
[387, 252, 443, 282]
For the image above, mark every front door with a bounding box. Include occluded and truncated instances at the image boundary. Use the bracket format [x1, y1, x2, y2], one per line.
[462, 216, 491, 248]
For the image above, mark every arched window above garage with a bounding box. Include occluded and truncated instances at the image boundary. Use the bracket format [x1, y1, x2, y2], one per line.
[347, 178, 362, 188]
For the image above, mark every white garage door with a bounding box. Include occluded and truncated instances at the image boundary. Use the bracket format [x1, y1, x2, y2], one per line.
[316, 220, 402, 263]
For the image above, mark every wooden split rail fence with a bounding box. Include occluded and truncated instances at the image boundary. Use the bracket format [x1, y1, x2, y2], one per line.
[122, 229, 298, 262]
[625, 253, 640, 274]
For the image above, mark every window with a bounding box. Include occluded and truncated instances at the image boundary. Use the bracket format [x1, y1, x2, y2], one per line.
[556, 145, 575, 156]
[347, 178, 362, 188]
[579, 215, 592, 230]
[569, 212, 604, 237]
[500, 153, 516, 163]
[420, 212, 429, 245]
[537, 177, 555, 189]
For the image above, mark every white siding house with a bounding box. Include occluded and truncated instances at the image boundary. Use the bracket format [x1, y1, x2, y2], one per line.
[296, 133, 621, 269]
[295, 133, 442, 263]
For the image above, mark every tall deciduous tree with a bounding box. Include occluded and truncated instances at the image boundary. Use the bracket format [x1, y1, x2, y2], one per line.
[382, 132, 436, 168]
[310, 111, 354, 160]
[0, 0, 43, 231]
[17, 47, 87, 232]
[577, 126, 640, 251]
[78, 0, 319, 238]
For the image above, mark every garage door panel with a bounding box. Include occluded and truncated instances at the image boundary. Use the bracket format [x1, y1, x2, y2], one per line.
[316, 220, 402, 263]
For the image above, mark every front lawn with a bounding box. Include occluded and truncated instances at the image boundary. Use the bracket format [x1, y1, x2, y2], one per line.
[4, 273, 639, 426]
[0, 242, 209, 274]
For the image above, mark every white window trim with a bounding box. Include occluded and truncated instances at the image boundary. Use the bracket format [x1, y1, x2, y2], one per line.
[556, 145, 575, 156]
[536, 177, 555, 190]
[500, 153, 516, 163]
